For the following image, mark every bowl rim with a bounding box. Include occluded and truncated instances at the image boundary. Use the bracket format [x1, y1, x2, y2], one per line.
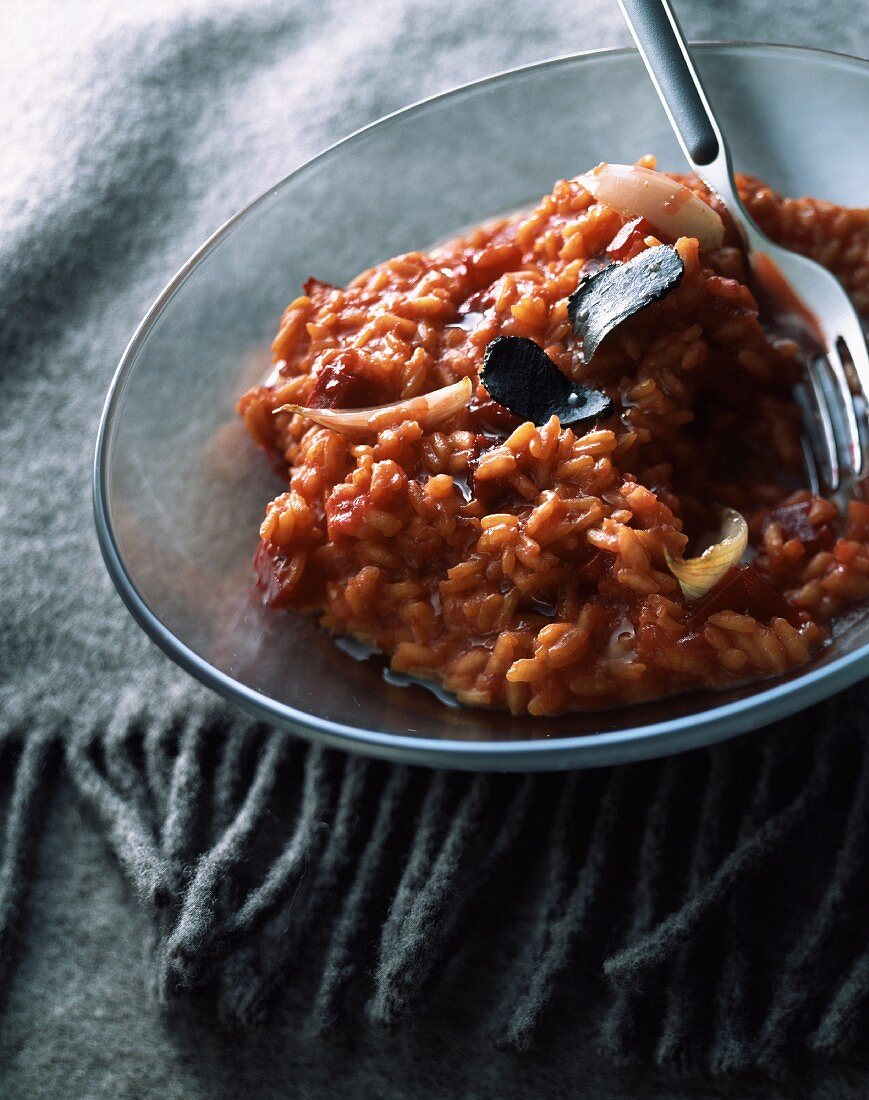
[94, 41, 869, 770]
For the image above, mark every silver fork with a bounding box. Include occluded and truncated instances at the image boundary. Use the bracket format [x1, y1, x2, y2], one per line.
[617, 0, 869, 497]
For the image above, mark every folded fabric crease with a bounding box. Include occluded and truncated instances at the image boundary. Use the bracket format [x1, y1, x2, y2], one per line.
[2, 694, 869, 1076]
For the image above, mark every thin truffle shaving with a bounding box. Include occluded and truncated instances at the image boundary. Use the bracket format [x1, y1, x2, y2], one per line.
[567, 245, 685, 360]
[480, 336, 613, 426]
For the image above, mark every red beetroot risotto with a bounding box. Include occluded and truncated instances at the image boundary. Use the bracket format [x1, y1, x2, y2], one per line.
[238, 158, 869, 716]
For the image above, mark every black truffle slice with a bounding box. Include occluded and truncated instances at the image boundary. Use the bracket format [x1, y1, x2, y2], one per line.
[567, 245, 684, 361]
[480, 336, 613, 428]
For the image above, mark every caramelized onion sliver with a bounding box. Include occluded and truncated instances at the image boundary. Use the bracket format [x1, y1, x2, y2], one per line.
[665, 508, 749, 600]
[274, 376, 473, 439]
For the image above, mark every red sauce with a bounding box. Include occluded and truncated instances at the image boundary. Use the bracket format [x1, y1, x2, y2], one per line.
[308, 348, 372, 409]
[753, 252, 825, 348]
[254, 540, 298, 609]
[468, 391, 523, 436]
[303, 276, 339, 297]
[578, 256, 611, 280]
[687, 565, 801, 627]
[762, 499, 835, 555]
[466, 242, 522, 279]
[847, 499, 869, 539]
[606, 216, 656, 262]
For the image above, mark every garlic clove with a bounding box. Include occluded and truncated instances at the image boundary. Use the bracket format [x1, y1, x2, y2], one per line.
[578, 163, 725, 251]
[665, 508, 749, 600]
[274, 376, 473, 439]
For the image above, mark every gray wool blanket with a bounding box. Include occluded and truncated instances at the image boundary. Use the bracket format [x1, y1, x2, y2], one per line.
[2, 1, 869, 1097]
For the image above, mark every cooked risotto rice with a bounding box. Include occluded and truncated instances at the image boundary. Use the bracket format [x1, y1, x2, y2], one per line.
[238, 159, 869, 716]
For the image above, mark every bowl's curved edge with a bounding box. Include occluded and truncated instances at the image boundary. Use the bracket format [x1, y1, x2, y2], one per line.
[94, 41, 869, 772]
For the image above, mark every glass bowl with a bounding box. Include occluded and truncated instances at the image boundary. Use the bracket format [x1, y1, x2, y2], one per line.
[94, 43, 869, 770]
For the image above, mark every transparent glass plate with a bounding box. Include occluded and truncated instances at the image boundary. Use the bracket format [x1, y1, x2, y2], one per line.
[94, 43, 869, 770]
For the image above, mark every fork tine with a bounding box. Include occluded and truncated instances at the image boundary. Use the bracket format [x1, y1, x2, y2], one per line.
[836, 311, 869, 477]
[805, 363, 844, 492]
[794, 376, 835, 493]
[821, 341, 863, 479]
[837, 302, 869, 395]
[798, 417, 821, 496]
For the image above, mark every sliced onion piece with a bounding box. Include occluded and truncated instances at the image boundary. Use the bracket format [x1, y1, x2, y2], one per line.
[578, 163, 725, 251]
[274, 376, 473, 439]
[665, 508, 749, 600]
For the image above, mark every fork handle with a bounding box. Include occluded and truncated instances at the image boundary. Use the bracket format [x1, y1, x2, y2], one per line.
[617, 0, 720, 166]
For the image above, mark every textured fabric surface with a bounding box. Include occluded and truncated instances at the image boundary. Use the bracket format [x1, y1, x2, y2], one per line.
[1, 1, 869, 1096]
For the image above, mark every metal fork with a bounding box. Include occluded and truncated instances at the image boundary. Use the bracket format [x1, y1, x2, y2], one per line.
[617, 0, 869, 497]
